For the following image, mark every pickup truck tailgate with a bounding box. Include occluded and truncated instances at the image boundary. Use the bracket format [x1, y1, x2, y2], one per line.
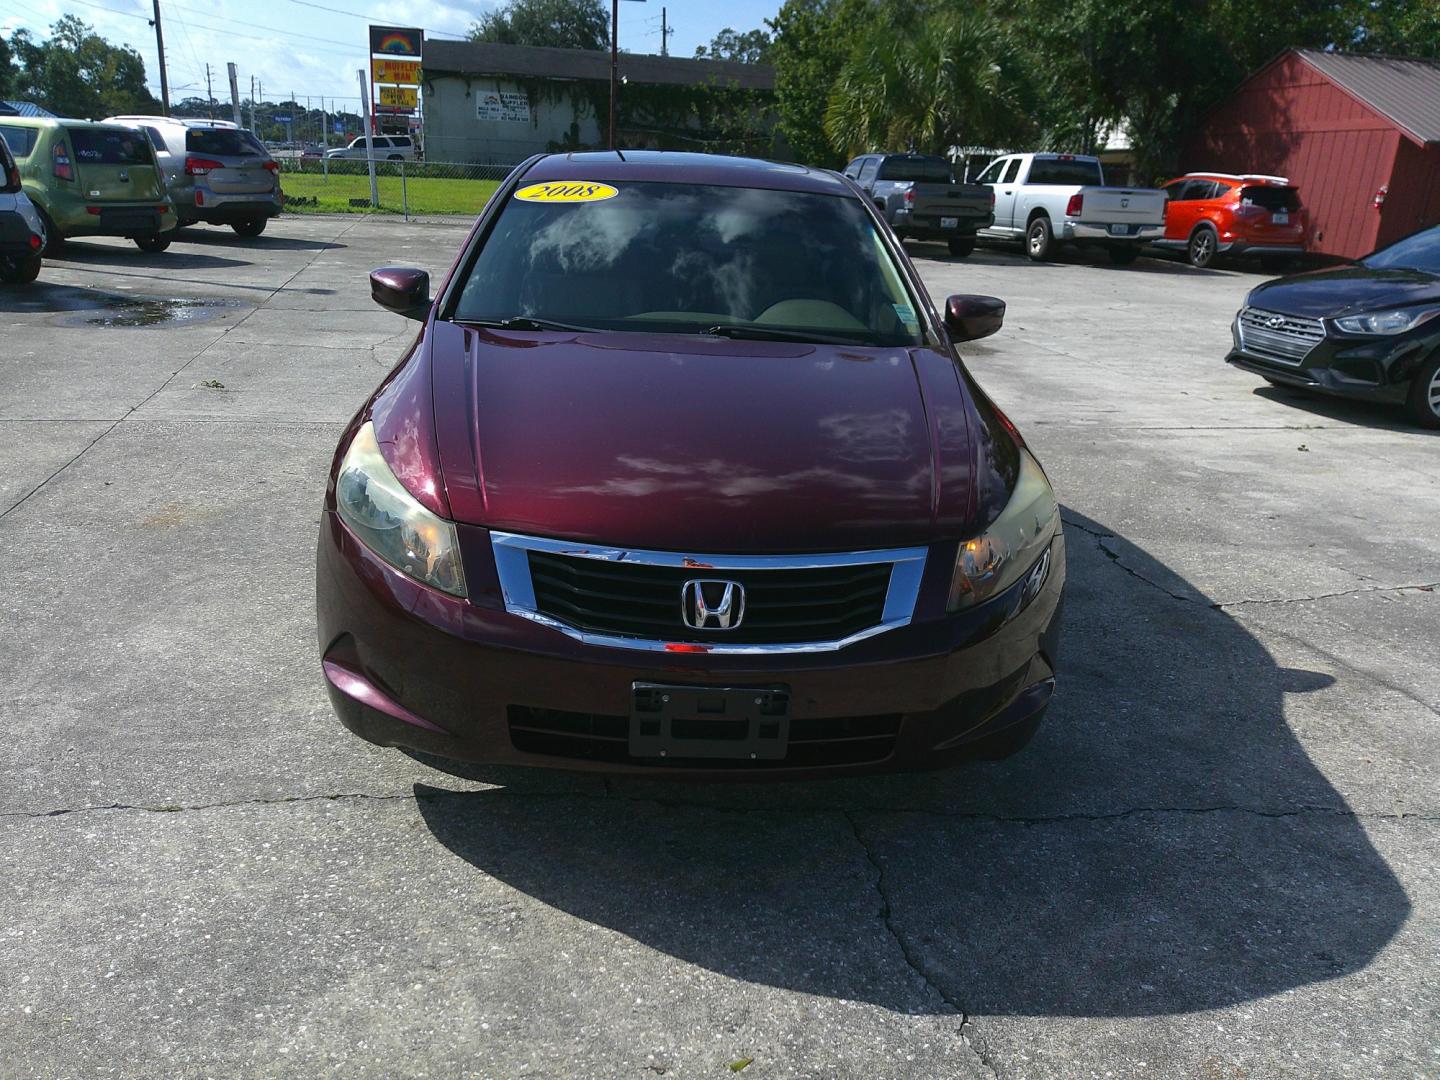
[1078, 187, 1165, 224]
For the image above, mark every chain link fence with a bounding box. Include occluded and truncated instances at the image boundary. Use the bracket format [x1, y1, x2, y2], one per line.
[277, 157, 515, 218]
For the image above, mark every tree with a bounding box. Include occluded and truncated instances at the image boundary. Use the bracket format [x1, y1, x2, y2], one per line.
[0, 34, 16, 101]
[469, 0, 609, 51]
[766, 0, 872, 166]
[8, 17, 160, 118]
[694, 28, 771, 64]
[824, 8, 1027, 158]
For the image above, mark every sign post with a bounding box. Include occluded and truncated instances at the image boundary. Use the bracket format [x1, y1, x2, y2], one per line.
[357, 68, 378, 208]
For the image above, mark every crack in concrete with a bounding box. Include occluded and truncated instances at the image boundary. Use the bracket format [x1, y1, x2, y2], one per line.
[1061, 516, 1438, 611]
[843, 811, 1002, 1080]
[6, 789, 1430, 826]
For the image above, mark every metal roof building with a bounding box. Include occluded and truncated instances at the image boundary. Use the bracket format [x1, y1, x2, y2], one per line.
[1182, 49, 1440, 258]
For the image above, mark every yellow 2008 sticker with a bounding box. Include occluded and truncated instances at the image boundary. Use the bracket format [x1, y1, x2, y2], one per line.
[514, 181, 619, 203]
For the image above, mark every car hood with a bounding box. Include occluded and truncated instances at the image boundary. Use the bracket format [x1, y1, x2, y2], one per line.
[1247, 266, 1440, 318]
[424, 320, 990, 553]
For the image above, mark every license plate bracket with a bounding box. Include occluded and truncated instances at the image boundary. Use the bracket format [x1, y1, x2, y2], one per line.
[630, 683, 790, 760]
[1273, 212, 1289, 224]
[1109, 223, 1130, 236]
[940, 216, 958, 229]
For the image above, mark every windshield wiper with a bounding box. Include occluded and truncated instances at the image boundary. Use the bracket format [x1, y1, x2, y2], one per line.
[461, 316, 603, 333]
[702, 324, 874, 346]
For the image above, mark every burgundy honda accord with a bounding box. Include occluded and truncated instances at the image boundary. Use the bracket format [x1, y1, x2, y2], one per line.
[316, 151, 1065, 777]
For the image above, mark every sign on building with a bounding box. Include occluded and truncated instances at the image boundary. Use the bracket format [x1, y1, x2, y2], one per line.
[477, 90, 531, 123]
[372, 58, 421, 85]
[369, 26, 423, 57]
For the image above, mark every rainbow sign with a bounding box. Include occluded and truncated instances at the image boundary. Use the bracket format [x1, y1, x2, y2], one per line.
[369, 25, 423, 58]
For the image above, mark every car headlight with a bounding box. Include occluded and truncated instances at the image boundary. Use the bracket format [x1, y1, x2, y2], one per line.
[1332, 306, 1440, 336]
[947, 449, 1060, 612]
[335, 421, 467, 597]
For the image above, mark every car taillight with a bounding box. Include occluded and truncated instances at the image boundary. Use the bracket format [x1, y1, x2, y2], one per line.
[29, 233, 41, 250]
[904, 189, 915, 205]
[988, 188, 996, 207]
[1233, 201, 1263, 217]
[1065, 193, 1083, 217]
[6, 166, 19, 189]
[262, 160, 279, 172]
[52, 142, 73, 182]
[185, 157, 225, 176]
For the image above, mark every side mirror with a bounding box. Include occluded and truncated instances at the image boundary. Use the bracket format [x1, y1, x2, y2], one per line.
[370, 267, 431, 320]
[943, 294, 1005, 342]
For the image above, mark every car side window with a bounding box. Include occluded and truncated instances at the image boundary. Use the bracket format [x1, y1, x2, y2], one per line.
[856, 157, 879, 185]
[973, 159, 1002, 184]
[1001, 158, 1022, 184]
[1180, 180, 1212, 201]
[842, 158, 862, 179]
[0, 124, 38, 158]
[374, 137, 392, 148]
[143, 126, 169, 153]
[393, 137, 411, 147]
[1164, 181, 1189, 201]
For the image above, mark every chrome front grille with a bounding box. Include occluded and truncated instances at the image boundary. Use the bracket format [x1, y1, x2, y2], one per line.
[489, 532, 929, 654]
[1237, 307, 1326, 365]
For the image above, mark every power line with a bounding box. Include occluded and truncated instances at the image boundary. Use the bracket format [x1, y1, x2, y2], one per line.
[281, 0, 468, 39]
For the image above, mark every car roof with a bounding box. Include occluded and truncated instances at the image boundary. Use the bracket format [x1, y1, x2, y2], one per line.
[1175, 172, 1294, 186]
[1, 117, 139, 131]
[521, 151, 853, 196]
[107, 115, 241, 129]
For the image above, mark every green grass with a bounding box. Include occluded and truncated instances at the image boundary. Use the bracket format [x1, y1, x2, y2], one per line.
[280, 172, 501, 216]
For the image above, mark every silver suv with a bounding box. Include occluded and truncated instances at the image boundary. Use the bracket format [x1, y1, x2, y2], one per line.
[325, 134, 417, 161]
[105, 116, 282, 237]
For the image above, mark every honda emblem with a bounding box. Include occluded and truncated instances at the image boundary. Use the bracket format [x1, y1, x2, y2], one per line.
[682, 579, 745, 630]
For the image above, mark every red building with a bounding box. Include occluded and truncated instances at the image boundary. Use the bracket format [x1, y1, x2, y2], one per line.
[1183, 49, 1440, 259]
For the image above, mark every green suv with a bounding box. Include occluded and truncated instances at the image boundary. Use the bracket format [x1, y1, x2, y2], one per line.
[0, 118, 178, 253]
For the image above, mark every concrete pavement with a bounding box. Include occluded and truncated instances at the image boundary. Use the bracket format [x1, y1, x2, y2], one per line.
[1, 218, 1434, 1078]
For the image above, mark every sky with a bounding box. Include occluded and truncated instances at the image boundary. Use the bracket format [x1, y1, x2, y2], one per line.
[1, 0, 781, 111]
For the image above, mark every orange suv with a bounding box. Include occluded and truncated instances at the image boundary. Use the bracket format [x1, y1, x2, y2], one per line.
[1158, 173, 1308, 269]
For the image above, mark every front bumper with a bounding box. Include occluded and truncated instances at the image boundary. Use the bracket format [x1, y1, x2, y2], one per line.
[316, 514, 1066, 778]
[1226, 317, 1429, 405]
[1063, 221, 1164, 243]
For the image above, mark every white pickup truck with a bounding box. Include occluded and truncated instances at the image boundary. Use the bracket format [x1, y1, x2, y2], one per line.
[971, 152, 1166, 265]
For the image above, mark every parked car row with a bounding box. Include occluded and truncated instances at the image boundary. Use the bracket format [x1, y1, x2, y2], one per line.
[845, 151, 1313, 271]
[0, 114, 283, 277]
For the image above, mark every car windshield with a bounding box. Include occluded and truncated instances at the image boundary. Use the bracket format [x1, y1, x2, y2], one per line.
[186, 128, 266, 157]
[1361, 226, 1440, 273]
[877, 157, 953, 183]
[450, 181, 925, 346]
[70, 128, 154, 166]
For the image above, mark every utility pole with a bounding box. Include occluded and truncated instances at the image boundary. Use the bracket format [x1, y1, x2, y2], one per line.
[149, 0, 170, 114]
[205, 63, 214, 118]
[249, 75, 255, 132]
[609, 0, 618, 149]
[227, 62, 241, 127]
[358, 69, 378, 207]
[660, 7, 670, 57]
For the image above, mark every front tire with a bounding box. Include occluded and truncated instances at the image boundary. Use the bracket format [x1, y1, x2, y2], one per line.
[231, 218, 267, 237]
[1405, 354, 1440, 430]
[947, 237, 975, 258]
[135, 233, 172, 253]
[1026, 215, 1054, 261]
[1107, 245, 1140, 265]
[1188, 226, 1218, 268]
[0, 253, 41, 284]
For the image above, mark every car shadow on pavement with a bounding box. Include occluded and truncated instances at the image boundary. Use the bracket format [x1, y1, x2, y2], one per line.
[411, 509, 1409, 1017]
[174, 230, 348, 252]
[44, 243, 251, 271]
[1251, 384, 1439, 435]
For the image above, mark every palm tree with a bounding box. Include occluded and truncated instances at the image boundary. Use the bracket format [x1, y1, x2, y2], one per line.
[824, 10, 1022, 158]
